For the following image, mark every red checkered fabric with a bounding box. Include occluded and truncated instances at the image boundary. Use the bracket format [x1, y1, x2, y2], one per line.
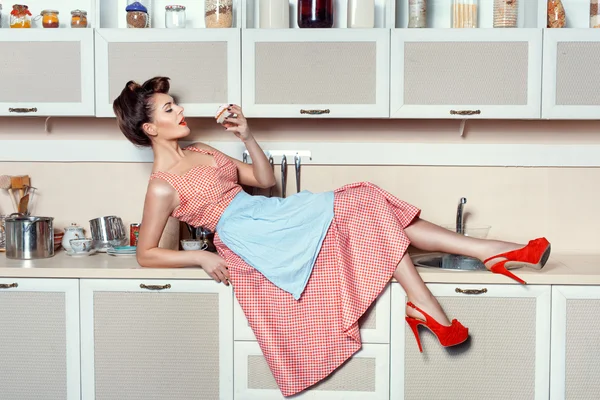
[151, 146, 421, 397]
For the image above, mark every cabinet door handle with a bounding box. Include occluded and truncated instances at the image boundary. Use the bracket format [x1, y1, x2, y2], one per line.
[140, 283, 171, 290]
[450, 109, 481, 116]
[9, 108, 38, 113]
[300, 109, 330, 115]
[455, 287, 487, 295]
[0, 283, 18, 289]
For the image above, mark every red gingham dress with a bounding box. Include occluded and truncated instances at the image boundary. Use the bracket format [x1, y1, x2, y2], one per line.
[150, 145, 421, 397]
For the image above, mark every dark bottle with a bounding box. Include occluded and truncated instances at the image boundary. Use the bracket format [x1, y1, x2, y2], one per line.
[297, 0, 334, 28]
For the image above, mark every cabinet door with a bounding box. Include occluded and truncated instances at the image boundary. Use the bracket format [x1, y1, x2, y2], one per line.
[94, 29, 241, 117]
[0, 30, 95, 116]
[550, 286, 600, 400]
[542, 30, 600, 119]
[80, 279, 233, 400]
[234, 341, 389, 400]
[390, 283, 551, 400]
[241, 29, 390, 118]
[0, 278, 80, 400]
[390, 29, 543, 119]
[234, 284, 391, 343]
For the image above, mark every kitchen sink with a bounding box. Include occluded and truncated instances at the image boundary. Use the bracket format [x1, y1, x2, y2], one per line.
[412, 252, 487, 272]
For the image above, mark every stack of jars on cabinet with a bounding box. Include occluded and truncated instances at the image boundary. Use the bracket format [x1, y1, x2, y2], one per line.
[3, 4, 88, 28]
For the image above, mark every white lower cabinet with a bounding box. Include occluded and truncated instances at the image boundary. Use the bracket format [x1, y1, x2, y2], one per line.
[234, 341, 389, 400]
[0, 278, 80, 400]
[550, 285, 600, 400]
[80, 279, 234, 400]
[390, 282, 551, 400]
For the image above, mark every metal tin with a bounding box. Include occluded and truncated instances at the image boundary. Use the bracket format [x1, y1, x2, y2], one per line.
[130, 223, 141, 247]
[5, 214, 54, 259]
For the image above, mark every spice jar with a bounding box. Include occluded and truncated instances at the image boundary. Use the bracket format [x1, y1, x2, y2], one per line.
[205, 0, 233, 28]
[165, 5, 186, 28]
[547, 0, 566, 28]
[408, 0, 427, 28]
[41, 9, 60, 28]
[452, 0, 478, 28]
[126, 1, 150, 28]
[298, 0, 334, 28]
[591, 0, 600, 28]
[493, 0, 518, 28]
[10, 4, 32, 28]
[71, 9, 88, 28]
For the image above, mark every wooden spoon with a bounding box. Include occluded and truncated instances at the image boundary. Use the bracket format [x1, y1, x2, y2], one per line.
[18, 194, 29, 215]
[0, 175, 18, 213]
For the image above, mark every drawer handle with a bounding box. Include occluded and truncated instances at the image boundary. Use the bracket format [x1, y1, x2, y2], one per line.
[450, 109, 481, 116]
[9, 107, 38, 113]
[455, 287, 487, 295]
[0, 283, 18, 289]
[300, 109, 330, 115]
[140, 284, 171, 290]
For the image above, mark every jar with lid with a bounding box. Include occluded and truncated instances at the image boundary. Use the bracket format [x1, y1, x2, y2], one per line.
[493, 0, 518, 28]
[298, 0, 334, 28]
[71, 9, 88, 28]
[205, 0, 233, 28]
[591, 0, 600, 28]
[126, 1, 150, 28]
[408, 0, 427, 28]
[165, 5, 186, 28]
[40, 9, 60, 28]
[452, 0, 478, 28]
[10, 4, 32, 28]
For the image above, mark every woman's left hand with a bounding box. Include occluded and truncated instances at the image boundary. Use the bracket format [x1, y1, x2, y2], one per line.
[222, 104, 252, 142]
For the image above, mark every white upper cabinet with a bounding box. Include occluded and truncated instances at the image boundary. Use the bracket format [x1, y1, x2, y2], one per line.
[0, 29, 95, 116]
[542, 30, 600, 120]
[241, 29, 391, 118]
[390, 28, 543, 119]
[94, 29, 241, 117]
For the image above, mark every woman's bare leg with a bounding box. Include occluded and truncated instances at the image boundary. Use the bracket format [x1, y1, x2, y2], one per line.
[393, 253, 451, 325]
[404, 218, 524, 266]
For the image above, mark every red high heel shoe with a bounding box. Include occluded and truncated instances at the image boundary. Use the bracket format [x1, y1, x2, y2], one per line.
[405, 302, 469, 353]
[483, 237, 551, 285]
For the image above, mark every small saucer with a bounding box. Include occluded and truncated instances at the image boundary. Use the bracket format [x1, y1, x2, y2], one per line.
[66, 249, 97, 257]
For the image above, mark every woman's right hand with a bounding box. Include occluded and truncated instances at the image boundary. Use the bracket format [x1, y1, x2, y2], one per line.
[199, 251, 230, 285]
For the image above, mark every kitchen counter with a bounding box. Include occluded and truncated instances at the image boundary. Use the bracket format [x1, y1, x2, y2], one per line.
[0, 252, 599, 284]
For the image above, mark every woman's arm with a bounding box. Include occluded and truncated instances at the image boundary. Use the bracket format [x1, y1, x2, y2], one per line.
[136, 179, 230, 285]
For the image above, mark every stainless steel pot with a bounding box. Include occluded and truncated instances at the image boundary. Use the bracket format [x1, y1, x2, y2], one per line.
[5, 214, 54, 259]
[89, 216, 127, 251]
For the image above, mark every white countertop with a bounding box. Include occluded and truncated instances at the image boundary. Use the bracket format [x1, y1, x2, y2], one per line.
[0, 251, 599, 285]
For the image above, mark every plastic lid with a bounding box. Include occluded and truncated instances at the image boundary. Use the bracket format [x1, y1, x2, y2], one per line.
[41, 9, 60, 15]
[126, 2, 148, 13]
[165, 5, 186, 10]
[71, 9, 88, 16]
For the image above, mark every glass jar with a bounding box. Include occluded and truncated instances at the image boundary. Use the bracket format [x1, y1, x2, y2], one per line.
[493, 0, 518, 28]
[452, 0, 478, 28]
[165, 5, 186, 28]
[348, 0, 374, 28]
[259, 0, 290, 29]
[10, 4, 32, 28]
[205, 0, 233, 28]
[0, 215, 6, 252]
[298, 0, 333, 28]
[408, 0, 427, 28]
[126, 1, 150, 28]
[591, 0, 600, 28]
[0, 4, 3, 29]
[41, 9, 60, 28]
[71, 9, 88, 28]
[547, 0, 566, 28]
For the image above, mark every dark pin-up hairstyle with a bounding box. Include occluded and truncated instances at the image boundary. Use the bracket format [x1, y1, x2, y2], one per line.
[113, 76, 171, 147]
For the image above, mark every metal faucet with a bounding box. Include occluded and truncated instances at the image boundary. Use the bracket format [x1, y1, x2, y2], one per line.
[456, 197, 467, 234]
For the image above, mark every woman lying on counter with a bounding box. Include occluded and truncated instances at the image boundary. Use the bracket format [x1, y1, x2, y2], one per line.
[112, 76, 551, 398]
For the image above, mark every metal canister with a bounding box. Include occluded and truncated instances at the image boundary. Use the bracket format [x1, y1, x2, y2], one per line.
[130, 223, 140, 246]
[5, 214, 54, 259]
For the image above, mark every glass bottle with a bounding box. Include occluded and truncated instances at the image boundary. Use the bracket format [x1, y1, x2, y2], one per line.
[408, 0, 427, 28]
[165, 5, 186, 28]
[348, 0, 374, 28]
[452, 0, 478, 28]
[591, 0, 600, 28]
[493, 0, 518, 28]
[205, 0, 233, 28]
[41, 10, 60, 28]
[126, 1, 150, 28]
[10, 4, 32, 28]
[71, 10, 88, 28]
[298, 0, 334, 28]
